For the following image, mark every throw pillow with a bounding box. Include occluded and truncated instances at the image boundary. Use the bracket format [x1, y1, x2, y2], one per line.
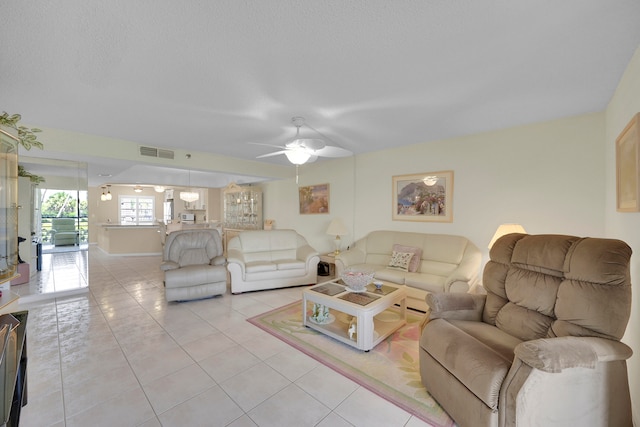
[387, 251, 414, 272]
[392, 244, 423, 272]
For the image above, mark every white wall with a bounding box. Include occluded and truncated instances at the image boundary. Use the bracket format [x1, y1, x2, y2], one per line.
[264, 112, 606, 268]
[605, 44, 640, 424]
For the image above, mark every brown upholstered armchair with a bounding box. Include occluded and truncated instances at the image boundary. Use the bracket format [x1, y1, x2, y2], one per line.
[419, 233, 633, 427]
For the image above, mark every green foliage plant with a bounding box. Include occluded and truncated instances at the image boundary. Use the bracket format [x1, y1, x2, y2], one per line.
[18, 165, 45, 184]
[0, 111, 44, 150]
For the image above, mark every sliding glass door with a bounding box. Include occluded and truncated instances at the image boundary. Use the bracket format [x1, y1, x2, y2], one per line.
[40, 188, 88, 252]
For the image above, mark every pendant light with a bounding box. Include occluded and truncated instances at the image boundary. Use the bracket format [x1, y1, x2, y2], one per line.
[101, 185, 112, 201]
[179, 155, 199, 203]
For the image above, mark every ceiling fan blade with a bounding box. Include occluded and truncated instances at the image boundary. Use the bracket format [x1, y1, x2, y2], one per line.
[248, 142, 288, 150]
[312, 145, 352, 158]
[256, 150, 287, 159]
[299, 139, 325, 151]
[307, 155, 319, 163]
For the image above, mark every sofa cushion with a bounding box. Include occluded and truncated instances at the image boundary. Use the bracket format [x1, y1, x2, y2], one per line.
[374, 268, 407, 284]
[422, 234, 470, 265]
[392, 244, 422, 272]
[245, 261, 277, 273]
[276, 259, 305, 270]
[404, 272, 447, 293]
[179, 248, 210, 267]
[239, 230, 298, 251]
[165, 265, 227, 288]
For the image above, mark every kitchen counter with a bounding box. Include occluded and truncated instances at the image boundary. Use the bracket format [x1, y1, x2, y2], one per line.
[97, 224, 163, 255]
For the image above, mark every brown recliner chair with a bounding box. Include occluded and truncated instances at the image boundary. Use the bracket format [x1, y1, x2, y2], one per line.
[419, 233, 633, 427]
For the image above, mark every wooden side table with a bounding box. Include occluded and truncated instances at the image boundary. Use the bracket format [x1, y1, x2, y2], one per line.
[319, 253, 337, 279]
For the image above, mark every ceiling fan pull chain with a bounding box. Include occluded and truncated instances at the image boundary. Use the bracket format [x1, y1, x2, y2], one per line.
[296, 164, 299, 184]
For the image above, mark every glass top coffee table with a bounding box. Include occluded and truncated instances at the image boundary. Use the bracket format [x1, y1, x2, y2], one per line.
[302, 279, 407, 351]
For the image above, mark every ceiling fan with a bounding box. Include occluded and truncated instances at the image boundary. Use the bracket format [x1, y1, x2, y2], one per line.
[252, 116, 352, 165]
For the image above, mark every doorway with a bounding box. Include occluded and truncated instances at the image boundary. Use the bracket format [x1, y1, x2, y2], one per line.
[40, 188, 88, 254]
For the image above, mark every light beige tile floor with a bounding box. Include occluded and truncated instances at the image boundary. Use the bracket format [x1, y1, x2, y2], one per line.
[14, 246, 436, 426]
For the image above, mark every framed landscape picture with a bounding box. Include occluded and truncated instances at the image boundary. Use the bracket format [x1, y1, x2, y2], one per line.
[299, 183, 330, 214]
[392, 171, 453, 222]
[616, 113, 640, 212]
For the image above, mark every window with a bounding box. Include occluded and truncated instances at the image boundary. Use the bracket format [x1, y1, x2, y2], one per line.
[40, 188, 89, 245]
[119, 196, 155, 225]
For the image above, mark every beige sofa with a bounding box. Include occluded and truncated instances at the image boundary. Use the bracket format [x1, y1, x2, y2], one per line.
[335, 230, 481, 311]
[227, 229, 320, 294]
[420, 233, 633, 427]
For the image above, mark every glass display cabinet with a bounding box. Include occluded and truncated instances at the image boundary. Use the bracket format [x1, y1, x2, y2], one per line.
[0, 127, 19, 285]
[222, 183, 263, 253]
[222, 183, 262, 230]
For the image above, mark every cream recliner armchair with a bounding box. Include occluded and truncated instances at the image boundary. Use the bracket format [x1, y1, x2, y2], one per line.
[160, 229, 227, 302]
[419, 233, 633, 427]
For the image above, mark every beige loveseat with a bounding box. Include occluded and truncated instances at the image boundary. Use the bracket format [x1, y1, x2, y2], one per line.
[420, 233, 633, 427]
[227, 229, 320, 294]
[335, 230, 481, 311]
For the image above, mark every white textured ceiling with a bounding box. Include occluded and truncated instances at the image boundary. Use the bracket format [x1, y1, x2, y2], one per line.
[2, 1, 640, 186]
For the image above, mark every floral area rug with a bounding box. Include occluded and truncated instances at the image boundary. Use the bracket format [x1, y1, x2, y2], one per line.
[247, 301, 454, 427]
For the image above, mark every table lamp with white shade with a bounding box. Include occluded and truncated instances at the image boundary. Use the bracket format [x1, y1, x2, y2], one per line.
[326, 218, 348, 255]
[488, 223, 527, 249]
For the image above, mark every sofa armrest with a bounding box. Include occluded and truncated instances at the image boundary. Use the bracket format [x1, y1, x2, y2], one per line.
[514, 336, 633, 373]
[427, 292, 485, 320]
[160, 261, 179, 271]
[226, 248, 245, 265]
[334, 249, 366, 275]
[443, 245, 482, 292]
[297, 244, 319, 262]
[210, 255, 226, 266]
[421, 292, 485, 331]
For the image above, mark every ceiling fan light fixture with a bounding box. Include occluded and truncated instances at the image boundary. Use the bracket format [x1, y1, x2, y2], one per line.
[134, 185, 143, 193]
[284, 149, 311, 165]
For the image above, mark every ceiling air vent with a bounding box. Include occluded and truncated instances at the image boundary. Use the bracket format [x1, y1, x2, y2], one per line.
[139, 145, 175, 160]
[158, 149, 174, 159]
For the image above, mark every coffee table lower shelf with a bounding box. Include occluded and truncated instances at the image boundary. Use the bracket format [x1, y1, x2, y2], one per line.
[302, 280, 407, 351]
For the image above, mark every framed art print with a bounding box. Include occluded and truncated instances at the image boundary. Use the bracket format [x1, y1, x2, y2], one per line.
[393, 171, 453, 222]
[616, 113, 640, 212]
[299, 183, 329, 214]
